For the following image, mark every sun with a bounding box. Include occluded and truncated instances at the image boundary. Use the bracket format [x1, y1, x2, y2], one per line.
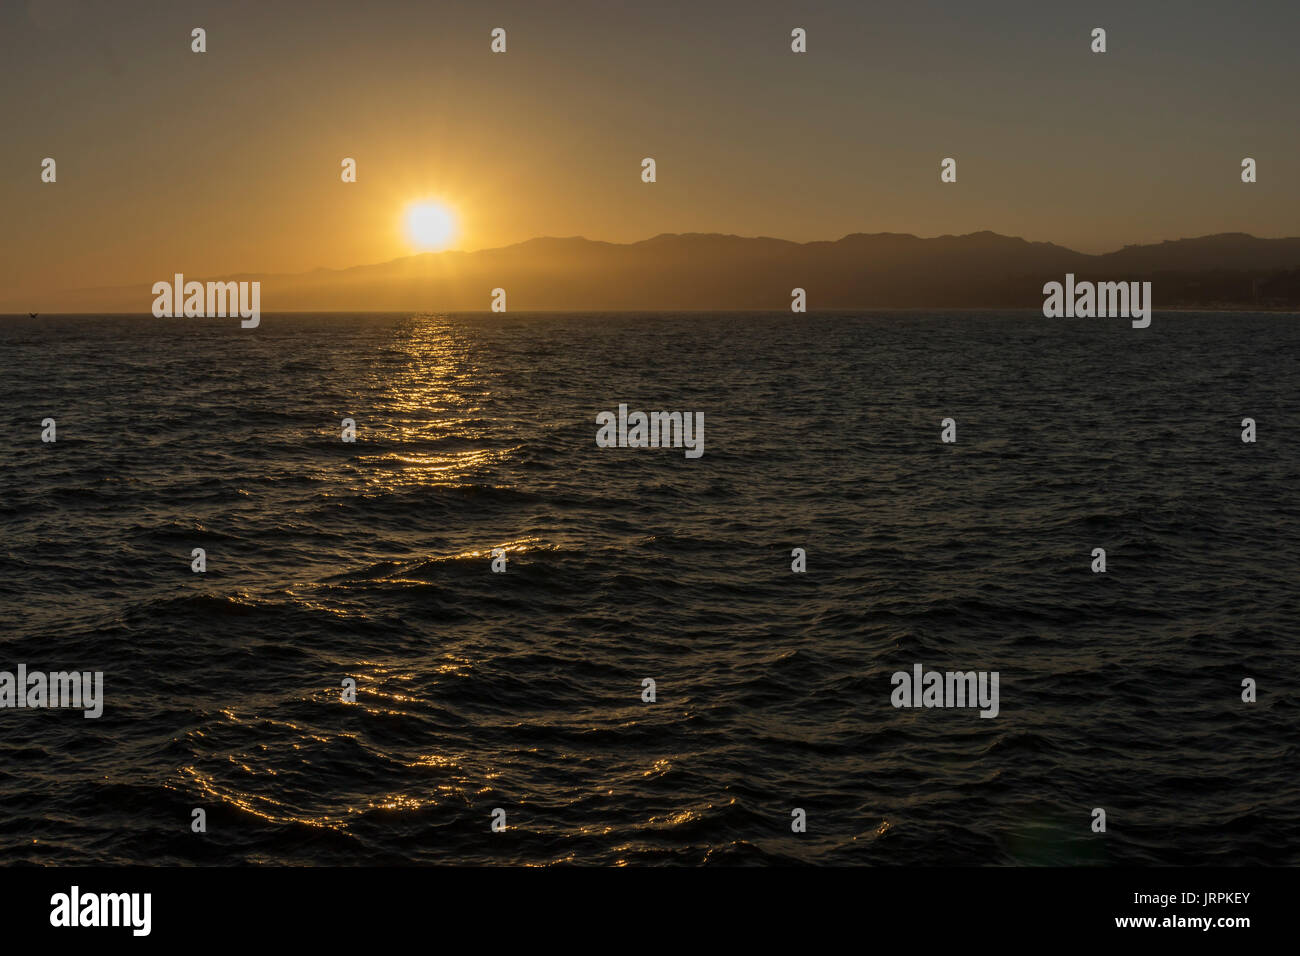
[404, 201, 458, 250]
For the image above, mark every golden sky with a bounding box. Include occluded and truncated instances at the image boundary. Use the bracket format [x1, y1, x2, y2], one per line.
[3, 0, 1298, 302]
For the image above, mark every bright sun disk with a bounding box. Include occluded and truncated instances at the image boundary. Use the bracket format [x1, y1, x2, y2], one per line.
[405, 201, 457, 250]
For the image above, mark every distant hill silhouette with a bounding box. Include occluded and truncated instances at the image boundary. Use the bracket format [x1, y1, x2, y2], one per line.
[22, 231, 1300, 312]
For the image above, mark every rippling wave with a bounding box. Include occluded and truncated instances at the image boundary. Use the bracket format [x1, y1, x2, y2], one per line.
[1, 311, 1297, 865]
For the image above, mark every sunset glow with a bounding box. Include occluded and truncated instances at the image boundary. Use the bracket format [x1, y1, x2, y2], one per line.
[404, 201, 458, 251]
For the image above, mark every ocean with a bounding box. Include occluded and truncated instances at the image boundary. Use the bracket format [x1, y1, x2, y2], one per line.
[1, 311, 1297, 865]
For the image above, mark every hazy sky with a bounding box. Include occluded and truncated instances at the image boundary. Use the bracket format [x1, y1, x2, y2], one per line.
[3, 0, 1297, 299]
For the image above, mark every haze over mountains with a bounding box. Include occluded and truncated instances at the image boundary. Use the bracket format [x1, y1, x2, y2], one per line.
[16, 232, 1300, 313]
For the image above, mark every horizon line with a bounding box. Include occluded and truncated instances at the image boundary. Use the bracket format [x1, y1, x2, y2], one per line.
[48, 229, 1300, 298]
[7, 307, 1300, 318]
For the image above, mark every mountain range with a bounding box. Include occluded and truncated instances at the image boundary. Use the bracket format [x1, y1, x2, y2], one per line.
[16, 231, 1300, 312]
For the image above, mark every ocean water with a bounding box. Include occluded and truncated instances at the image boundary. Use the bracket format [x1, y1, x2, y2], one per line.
[1, 311, 1297, 866]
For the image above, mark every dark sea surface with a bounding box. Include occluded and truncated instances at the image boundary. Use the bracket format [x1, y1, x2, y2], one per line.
[1, 311, 1297, 866]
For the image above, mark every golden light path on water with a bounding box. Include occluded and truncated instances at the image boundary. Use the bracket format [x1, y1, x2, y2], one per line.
[170, 317, 624, 854]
